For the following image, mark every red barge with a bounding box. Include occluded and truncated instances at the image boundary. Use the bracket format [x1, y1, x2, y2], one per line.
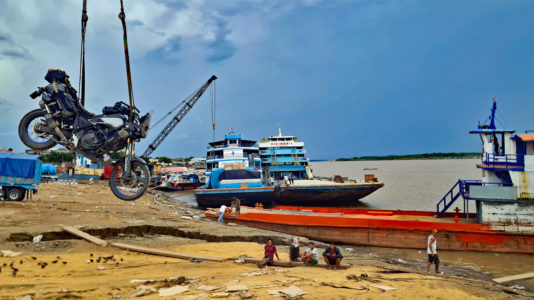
[205, 206, 534, 254]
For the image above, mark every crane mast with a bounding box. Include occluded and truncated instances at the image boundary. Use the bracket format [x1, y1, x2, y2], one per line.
[141, 75, 217, 157]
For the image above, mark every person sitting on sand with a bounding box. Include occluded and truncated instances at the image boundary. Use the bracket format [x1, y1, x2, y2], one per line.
[323, 243, 343, 269]
[218, 204, 227, 223]
[289, 237, 301, 262]
[259, 239, 280, 268]
[426, 229, 440, 273]
[302, 242, 319, 265]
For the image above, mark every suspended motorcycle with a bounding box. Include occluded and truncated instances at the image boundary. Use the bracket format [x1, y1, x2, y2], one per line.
[18, 0, 152, 201]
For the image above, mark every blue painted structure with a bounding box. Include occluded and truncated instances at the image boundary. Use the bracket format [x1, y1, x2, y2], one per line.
[195, 167, 273, 207]
[436, 99, 534, 229]
[205, 131, 261, 175]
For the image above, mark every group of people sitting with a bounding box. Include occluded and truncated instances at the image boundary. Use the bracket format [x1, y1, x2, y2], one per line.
[259, 238, 343, 270]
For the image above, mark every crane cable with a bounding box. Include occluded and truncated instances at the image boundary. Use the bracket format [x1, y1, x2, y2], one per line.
[78, 0, 88, 107]
[150, 87, 200, 129]
[118, 0, 135, 122]
[210, 80, 216, 141]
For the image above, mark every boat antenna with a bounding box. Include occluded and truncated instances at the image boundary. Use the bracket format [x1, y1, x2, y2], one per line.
[278, 122, 282, 137]
[489, 97, 497, 129]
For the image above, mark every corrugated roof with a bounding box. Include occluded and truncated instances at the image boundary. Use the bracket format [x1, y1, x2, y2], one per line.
[515, 134, 534, 142]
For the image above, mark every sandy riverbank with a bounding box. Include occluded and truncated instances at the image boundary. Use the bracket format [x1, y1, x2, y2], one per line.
[0, 182, 530, 299]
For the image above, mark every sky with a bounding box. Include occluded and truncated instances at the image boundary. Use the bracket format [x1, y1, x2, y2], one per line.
[1, 0, 534, 160]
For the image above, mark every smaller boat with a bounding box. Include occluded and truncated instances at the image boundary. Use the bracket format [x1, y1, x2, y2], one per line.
[195, 167, 274, 207]
[155, 167, 204, 191]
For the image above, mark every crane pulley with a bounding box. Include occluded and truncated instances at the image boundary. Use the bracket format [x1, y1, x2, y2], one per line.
[141, 75, 218, 157]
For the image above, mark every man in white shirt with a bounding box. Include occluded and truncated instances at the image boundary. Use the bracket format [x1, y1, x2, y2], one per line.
[426, 229, 440, 273]
[302, 242, 319, 266]
[218, 204, 227, 223]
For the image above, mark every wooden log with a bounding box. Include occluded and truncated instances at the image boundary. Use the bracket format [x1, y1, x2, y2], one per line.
[234, 257, 350, 269]
[239, 257, 303, 267]
[62, 226, 108, 247]
[111, 242, 224, 262]
[493, 272, 534, 283]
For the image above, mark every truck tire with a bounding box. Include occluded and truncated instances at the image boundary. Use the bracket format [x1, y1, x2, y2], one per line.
[5, 188, 25, 201]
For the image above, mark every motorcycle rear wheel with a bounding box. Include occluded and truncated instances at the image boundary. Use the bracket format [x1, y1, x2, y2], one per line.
[18, 109, 57, 150]
[109, 160, 150, 201]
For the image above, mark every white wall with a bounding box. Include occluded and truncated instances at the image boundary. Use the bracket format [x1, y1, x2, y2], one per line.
[480, 201, 534, 233]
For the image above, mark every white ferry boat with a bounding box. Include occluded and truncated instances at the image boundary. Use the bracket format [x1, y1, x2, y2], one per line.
[258, 126, 384, 206]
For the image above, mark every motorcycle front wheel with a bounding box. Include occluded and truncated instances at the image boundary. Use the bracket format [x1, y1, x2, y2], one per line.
[109, 160, 150, 201]
[18, 109, 57, 150]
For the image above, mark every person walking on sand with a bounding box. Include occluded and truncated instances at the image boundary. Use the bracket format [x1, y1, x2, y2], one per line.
[218, 204, 227, 223]
[289, 237, 301, 262]
[259, 239, 280, 268]
[232, 196, 241, 215]
[302, 242, 319, 265]
[323, 243, 343, 270]
[426, 229, 440, 273]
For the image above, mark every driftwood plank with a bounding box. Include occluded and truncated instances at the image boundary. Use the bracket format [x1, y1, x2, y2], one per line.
[62, 226, 108, 247]
[493, 272, 534, 283]
[111, 242, 224, 262]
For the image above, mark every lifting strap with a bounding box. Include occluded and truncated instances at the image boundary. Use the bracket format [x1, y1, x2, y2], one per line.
[79, 0, 88, 107]
[118, 0, 135, 122]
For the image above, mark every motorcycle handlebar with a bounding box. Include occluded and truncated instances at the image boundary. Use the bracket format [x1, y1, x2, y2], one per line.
[29, 87, 45, 99]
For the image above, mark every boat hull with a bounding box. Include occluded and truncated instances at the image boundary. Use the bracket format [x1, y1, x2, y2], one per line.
[204, 207, 534, 254]
[276, 183, 384, 206]
[195, 187, 275, 208]
[195, 183, 384, 208]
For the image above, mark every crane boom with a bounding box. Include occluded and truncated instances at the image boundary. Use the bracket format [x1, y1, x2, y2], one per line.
[141, 75, 217, 157]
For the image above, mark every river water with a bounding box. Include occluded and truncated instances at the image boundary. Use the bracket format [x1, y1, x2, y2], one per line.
[168, 159, 534, 289]
[310, 159, 482, 211]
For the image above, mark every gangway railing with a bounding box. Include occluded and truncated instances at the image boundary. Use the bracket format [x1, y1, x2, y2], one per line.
[436, 179, 504, 218]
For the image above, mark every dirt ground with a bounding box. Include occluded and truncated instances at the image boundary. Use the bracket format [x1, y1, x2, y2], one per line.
[0, 182, 531, 299]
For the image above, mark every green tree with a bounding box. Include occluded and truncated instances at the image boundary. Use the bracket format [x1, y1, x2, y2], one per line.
[40, 151, 74, 163]
[157, 156, 172, 164]
[110, 151, 125, 160]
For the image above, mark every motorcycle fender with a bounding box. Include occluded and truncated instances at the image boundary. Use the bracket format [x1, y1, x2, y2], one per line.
[113, 156, 147, 167]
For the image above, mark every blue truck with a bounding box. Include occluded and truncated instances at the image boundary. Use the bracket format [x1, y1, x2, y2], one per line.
[0, 152, 42, 201]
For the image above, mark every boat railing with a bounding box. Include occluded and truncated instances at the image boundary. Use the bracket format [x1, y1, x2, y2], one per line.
[482, 153, 524, 168]
[437, 179, 505, 217]
[458, 180, 505, 200]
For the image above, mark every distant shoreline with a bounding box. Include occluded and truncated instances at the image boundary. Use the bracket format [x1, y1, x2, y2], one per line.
[336, 152, 481, 161]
